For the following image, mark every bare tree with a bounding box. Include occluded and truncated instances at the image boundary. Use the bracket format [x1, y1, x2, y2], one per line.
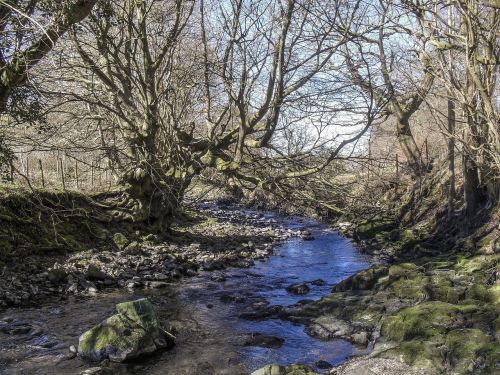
[341, 0, 435, 177]
[406, 0, 499, 215]
[37, 0, 377, 227]
[0, 0, 98, 112]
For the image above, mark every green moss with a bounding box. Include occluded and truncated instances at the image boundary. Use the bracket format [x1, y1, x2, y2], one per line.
[333, 265, 388, 292]
[113, 232, 129, 250]
[250, 364, 318, 375]
[377, 340, 444, 374]
[444, 329, 499, 374]
[354, 217, 396, 240]
[389, 275, 429, 301]
[388, 262, 420, 278]
[381, 302, 476, 342]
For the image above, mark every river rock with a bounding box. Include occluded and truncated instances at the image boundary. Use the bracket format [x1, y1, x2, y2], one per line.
[315, 360, 333, 369]
[86, 265, 107, 281]
[78, 298, 172, 362]
[240, 332, 284, 348]
[311, 279, 325, 286]
[112, 233, 129, 250]
[48, 268, 67, 283]
[251, 364, 318, 375]
[287, 282, 310, 295]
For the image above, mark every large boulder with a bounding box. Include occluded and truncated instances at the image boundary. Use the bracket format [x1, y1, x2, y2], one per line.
[78, 298, 172, 362]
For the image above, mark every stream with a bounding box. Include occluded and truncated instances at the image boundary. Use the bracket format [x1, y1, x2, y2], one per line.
[0, 206, 371, 375]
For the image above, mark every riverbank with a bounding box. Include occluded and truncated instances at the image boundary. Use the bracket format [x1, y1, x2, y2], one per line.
[0, 196, 307, 308]
[272, 202, 499, 374]
[0, 198, 373, 375]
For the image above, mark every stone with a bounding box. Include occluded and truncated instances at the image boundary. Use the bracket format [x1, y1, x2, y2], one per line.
[315, 360, 332, 369]
[311, 279, 326, 286]
[78, 298, 172, 362]
[86, 265, 107, 281]
[48, 268, 67, 283]
[241, 333, 284, 348]
[251, 364, 318, 375]
[351, 331, 369, 346]
[112, 233, 129, 250]
[287, 283, 310, 295]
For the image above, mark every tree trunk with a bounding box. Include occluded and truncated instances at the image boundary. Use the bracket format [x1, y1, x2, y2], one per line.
[396, 117, 425, 177]
[447, 99, 455, 219]
[463, 153, 486, 217]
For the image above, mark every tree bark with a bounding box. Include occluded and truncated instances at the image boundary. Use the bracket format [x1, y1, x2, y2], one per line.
[396, 117, 425, 176]
[447, 99, 455, 219]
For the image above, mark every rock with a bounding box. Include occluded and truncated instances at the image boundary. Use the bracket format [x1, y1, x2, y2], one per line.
[78, 298, 173, 362]
[315, 360, 332, 369]
[251, 364, 318, 375]
[112, 233, 129, 250]
[351, 331, 369, 346]
[300, 231, 315, 241]
[239, 305, 283, 320]
[311, 279, 325, 286]
[147, 281, 168, 289]
[124, 241, 141, 254]
[220, 294, 246, 304]
[0, 320, 32, 335]
[240, 333, 284, 348]
[86, 265, 107, 281]
[333, 265, 388, 292]
[48, 268, 67, 283]
[79, 368, 114, 375]
[287, 282, 310, 295]
[210, 272, 227, 282]
[69, 345, 77, 353]
[330, 358, 428, 375]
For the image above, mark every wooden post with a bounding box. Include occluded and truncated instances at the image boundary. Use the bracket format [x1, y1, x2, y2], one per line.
[75, 160, 79, 190]
[425, 138, 429, 163]
[25, 155, 29, 181]
[396, 154, 399, 179]
[59, 158, 66, 190]
[38, 159, 45, 188]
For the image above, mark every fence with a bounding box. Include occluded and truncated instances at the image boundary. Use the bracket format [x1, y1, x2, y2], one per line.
[6, 150, 116, 192]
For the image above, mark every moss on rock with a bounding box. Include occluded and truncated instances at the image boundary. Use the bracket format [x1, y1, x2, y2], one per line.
[250, 364, 318, 375]
[78, 298, 170, 362]
[333, 265, 388, 292]
[112, 232, 129, 250]
[380, 302, 475, 342]
[444, 329, 498, 374]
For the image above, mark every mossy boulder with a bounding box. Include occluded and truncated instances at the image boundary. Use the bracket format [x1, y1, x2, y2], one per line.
[353, 217, 397, 241]
[375, 339, 444, 374]
[388, 263, 419, 278]
[444, 328, 498, 374]
[250, 364, 318, 375]
[333, 265, 388, 292]
[78, 298, 172, 362]
[380, 302, 476, 342]
[112, 233, 129, 250]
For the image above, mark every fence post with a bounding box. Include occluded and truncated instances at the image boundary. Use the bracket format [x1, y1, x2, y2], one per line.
[396, 154, 399, 180]
[75, 160, 79, 190]
[425, 138, 429, 163]
[38, 159, 45, 188]
[59, 158, 66, 190]
[25, 154, 29, 181]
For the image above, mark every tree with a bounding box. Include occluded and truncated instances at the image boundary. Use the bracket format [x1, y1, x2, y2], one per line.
[0, 0, 98, 112]
[44, 0, 377, 228]
[342, 0, 435, 177]
[406, 0, 499, 215]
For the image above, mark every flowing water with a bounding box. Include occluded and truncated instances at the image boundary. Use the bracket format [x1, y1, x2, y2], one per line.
[0, 207, 370, 375]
